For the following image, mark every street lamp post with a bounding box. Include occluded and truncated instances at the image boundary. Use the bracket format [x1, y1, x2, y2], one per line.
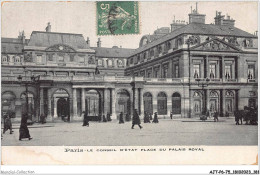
[17, 67, 39, 123]
[195, 78, 210, 115]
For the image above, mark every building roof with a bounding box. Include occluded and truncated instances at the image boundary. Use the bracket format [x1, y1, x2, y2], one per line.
[1, 37, 26, 53]
[130, 23, 257, 56]
[28, 31, 88, 50]
[91, 47, 135, 58]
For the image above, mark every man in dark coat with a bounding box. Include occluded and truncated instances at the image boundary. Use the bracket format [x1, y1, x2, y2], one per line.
[152, 112, 159, 123]
[102, 115, 107, 122]
[234, 110, 240, 125]
[144, 112, 150, 123]
[107, 113, 112, 122]
[82, 111, 89, 127]
[149, 113, 153, 120]
[40, 113, 46, 124]
[213, 111, 219, 122]
[19, 113, 32, 141]
[170, 112, 173, 119]
[119, 112, 124, 124]
[132, 109, 142, 129]
[3, 114, 13, 134]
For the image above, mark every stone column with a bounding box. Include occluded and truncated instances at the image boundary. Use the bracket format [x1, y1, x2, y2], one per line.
[206, 89, 210, 112]
[222, 56, 225, 80]
[222, 89, 226, 116]
[205, 55, 209, 78]
[54, 98, 57, 118]
[40, 88, 44, 115]
[134, 88, 139, 111]
[81, 88, 85, 113]
[111, 88, 116, 119]
[103, 88, 108, 115]
[73, 88, 77, 119]
[47, 89, 53, 121]
[167, 93, 172, 117]
[130, 91, 134, 118]
[139, 88, 144, 119]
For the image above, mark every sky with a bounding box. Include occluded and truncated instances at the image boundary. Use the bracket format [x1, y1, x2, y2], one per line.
[1, 1, 258, 49]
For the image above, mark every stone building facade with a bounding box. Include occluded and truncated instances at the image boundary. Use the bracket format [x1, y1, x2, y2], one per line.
[1, 8, 258, 122]
[125, 9, 258, 118]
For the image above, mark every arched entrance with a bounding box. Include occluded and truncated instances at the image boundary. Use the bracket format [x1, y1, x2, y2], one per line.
[157, 92, 167, 115]
[2, 91, 16, 117]
[116, 89, 130, 119]
[193, 91, 202, 114]
[21, 92, 35, 120]
[143, 92, 153, 115]
[225, 90, 234, 114]
[53, 89, 70, 121]
[172, 92, 181, 114]
[85, 89, 101, 121]
[209, 91, 219, 113]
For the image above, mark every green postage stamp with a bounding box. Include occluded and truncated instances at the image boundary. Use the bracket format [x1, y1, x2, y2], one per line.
[97, 1, 139, 35]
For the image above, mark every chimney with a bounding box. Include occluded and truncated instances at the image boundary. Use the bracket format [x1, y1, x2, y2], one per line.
[97, 38, 101, 47]
[18, 30, 26, 44]
[171, 19, 186, 32]
[86, 37, 90, 47]
[188, 2, 206, 24]
[215, 11, 235, 27]
[45, 22, 51, 32]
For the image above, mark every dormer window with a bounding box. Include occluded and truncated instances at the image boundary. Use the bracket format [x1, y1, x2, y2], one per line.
[2, 55, 8, 63]
[150, 49, 154, 57]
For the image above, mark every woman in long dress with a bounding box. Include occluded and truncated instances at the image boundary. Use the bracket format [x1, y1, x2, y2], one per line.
[19, 113, 32, 141]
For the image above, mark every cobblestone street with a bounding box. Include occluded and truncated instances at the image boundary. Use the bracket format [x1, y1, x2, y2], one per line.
[1, 117, 258, 146]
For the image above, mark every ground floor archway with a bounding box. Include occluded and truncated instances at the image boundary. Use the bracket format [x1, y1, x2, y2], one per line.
[143, 92, 153, 115]
[52, 89, 70, 121]
[116, 89, 130, 120]
[85, 89, 101, 121]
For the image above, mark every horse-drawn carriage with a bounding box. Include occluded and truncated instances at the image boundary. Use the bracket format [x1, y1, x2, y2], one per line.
[234, 106, 258, 125]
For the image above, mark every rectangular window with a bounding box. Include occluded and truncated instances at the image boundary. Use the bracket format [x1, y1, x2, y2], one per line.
[154, 69, 159, 78]
[130, 58, 133, 64]
[78, 56, 84, 63]
[147, 71, 151, 78]
[58, 55, 64, 62]
[163, 66, 168, 78]
[174, 64, 179, 78]
[209, 64, 216, 79]
[225, 65, 232, 79]
[36, 55, 42, 63]
[248, 64, 255, 79]
[193, 64, 200, 78]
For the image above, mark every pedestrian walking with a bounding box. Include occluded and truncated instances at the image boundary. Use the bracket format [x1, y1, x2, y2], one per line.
[152, 112, 159, 123]
[170, 111, 173, 119]
[119, 112, 124, 124]
[19, 113, 32, 141]
[40, 113, 46, 124]
[82, 111, 89, 127]
[98, 114, 102, 122]
[107, 113, 112, 122]
[144, 112, 150, 123]
[102, 115, 107, 122]
[234, 110, 240, 125]
[213, 111, 219, 122]
[3, 114, 13, 134]
[131, 109, 142, 129]
[149, 113, 153, 120]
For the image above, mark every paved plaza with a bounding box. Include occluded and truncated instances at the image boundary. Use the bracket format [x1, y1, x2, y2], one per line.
[1, 117, 258, 146]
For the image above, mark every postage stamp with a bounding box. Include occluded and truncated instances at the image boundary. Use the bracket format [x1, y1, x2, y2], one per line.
[96, 1, 139, 35]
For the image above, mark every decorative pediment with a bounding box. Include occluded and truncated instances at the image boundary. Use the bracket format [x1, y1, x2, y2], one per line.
[191, 38, 241, 52]
[45, 44, 76, 52]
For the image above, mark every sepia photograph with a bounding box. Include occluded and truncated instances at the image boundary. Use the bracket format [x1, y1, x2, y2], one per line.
[0, 0, 258, 168]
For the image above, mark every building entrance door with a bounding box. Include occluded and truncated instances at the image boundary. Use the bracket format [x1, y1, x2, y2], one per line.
[85, 90, 101, 121]
[57, 97, 70, 121]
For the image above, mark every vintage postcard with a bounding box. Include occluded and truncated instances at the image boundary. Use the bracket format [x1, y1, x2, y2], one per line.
[0, 0, 259, 172]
